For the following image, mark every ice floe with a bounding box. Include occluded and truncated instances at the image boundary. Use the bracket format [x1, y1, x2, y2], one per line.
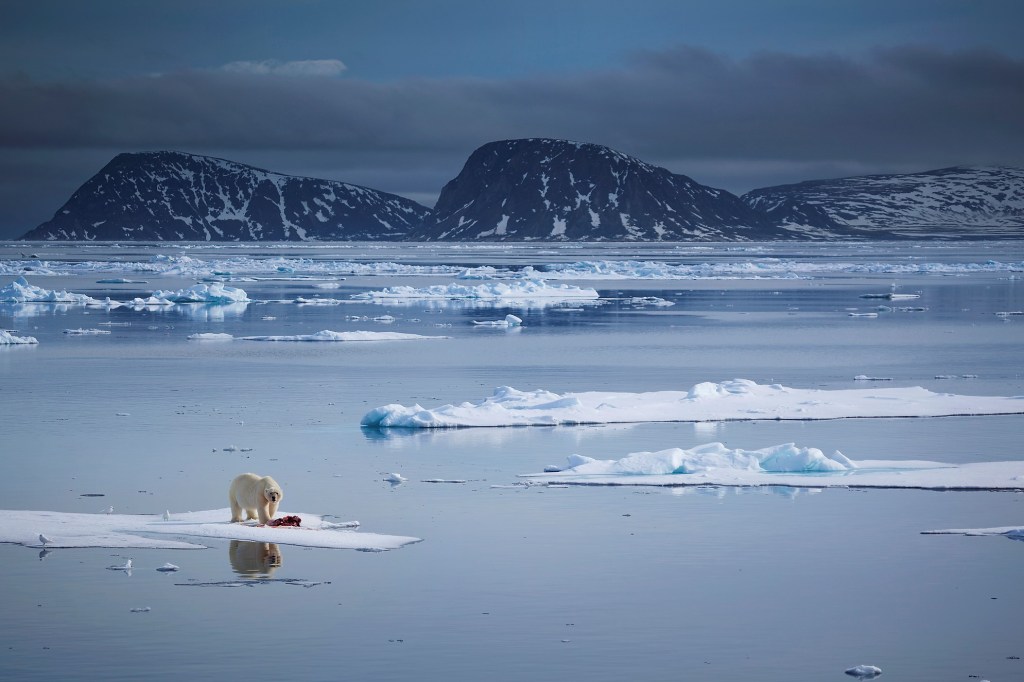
[0, 276, 98, 304]
[352, 280, 600, 303]
[63, 328, 111, 335]
[187, 332, 235, 341]
[844, 665, 883, 679]
[150, 283, 250, 304]
[0, 508, 421, 551]
[921, 525, 1024, 539]
[472, 314, 523, 327]
[522, 442, 1024, 491]
[237, 330, 449, 342]
[295, 297, 348, 305]
[361, 379, 1024, 428]
[2, 277, 249, 313]
[189, 330, 445, 342]
[3, 253, 1022, 281]
[528, 258, 1024, 280]
[1, 330, 38, 344]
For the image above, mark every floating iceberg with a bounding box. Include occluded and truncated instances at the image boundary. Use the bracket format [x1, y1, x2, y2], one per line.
[0, 508, 421, 551]
[0, 276, 99, 304]
[524, 442, 1024, 491]
[238, 330, 448, 342]
[0, 329, 39, 344]
[352, 280, 599, 302]
[150, 282, 250, 304]
[360, 378, 1024, 428]
[845, 665, 883, 679]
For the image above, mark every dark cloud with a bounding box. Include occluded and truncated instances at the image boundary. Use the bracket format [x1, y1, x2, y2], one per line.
[2, 46, 1022, 238]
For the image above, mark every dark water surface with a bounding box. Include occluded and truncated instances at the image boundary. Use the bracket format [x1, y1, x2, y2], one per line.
[2, 241, 1022, 681]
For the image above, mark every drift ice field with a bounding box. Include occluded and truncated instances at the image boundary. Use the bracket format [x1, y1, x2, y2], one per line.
[1, 240, 1022, 682]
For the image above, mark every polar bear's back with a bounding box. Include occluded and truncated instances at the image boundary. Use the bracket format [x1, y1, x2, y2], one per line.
[229, 472, 264, 504]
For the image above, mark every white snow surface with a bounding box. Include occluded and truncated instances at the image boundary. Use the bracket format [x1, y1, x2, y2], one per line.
[0, 508, 421, 551]
[522, 442, 1024, 491]
[360, 378, 1024, 428]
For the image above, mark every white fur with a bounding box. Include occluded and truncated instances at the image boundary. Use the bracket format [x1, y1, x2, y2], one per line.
[228, 473, 283, 525]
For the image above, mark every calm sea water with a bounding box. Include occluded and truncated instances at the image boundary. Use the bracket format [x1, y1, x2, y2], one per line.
[1, 241, 1022, 681]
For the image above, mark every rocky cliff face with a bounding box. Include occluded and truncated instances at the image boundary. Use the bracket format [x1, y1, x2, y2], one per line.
[743, 166, 1024, 239]
[412, 139, 785, 241]
[22, 151, 430, 241]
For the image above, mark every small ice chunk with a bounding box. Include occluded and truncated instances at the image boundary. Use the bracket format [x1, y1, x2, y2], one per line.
[844, 664, 882, 678]
[156, 563, 180, 572]
[383, 473, 407, 483]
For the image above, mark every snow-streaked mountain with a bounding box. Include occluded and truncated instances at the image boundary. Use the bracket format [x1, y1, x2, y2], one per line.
[22, 152, 430, 241]
[743, 166, 1024, 239]
[412, 139, 786, 241]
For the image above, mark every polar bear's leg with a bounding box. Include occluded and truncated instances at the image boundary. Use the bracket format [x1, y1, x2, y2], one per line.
[257, 505, 272, 525]
[246, 508, 259, 521]
[266, 498, 280, 520]
[230, 497, 244, 523]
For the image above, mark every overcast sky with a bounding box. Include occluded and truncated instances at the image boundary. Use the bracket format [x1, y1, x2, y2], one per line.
[2, 0, 1023, 239]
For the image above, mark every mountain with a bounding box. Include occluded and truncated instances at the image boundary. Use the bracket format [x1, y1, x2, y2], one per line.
[412, 138, 786, 241]
[743, 166, 1024, 239]
[21, 151, 430, 241]
[21, 147, 1024, 243]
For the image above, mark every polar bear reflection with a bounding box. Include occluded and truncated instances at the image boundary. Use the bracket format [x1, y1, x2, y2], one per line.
[228, 540, 283, 577]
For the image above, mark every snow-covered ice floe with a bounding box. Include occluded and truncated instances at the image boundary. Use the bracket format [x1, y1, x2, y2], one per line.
[2, 277, 248, 309]
[352, 280, 600, 303]
[0, 509, 421, 551]
[522, 442, 1024, 490]
[0, 276, 99, 304]
[187, 332, 236, 341]
[236, 330, 449, 342]
[150, 283, 250, 304]
[361, 378, 1024, 429]
[1, 329, 38, 344]
[63, 328, 111, 336]
[472, 314, 523, 327]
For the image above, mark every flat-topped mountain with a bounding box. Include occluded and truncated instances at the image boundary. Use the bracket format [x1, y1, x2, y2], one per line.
[412, 139, 786, 241]
[743, 166, 1024, 239]
[21, 151, 431, 241]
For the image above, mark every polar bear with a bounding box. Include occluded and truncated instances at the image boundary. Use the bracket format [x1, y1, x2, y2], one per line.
[229, 473, 283, 525]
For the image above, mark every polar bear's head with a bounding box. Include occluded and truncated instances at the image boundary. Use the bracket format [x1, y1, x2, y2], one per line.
[263, 479, 283, 503]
